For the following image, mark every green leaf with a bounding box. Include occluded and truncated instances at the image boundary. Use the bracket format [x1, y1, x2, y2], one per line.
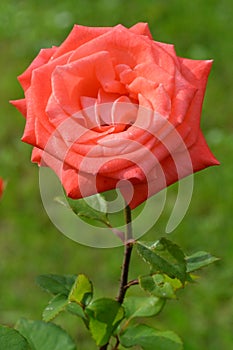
[86, 298, 124, 347]
[66, 302, 86, 319]
[68, 274, 93, 307]
[139, 274, 183, 299]
[0, 325, 31, 350]
[137, 238, 187, 283]
[42, 294, 68, 322]
[36, 274, 76, 296]
[123, 296, 165, 321]
[15, 319, 76, 350]
[66, 193, 110, 226]
[186, 251, 219, 272]
[120, 324, 183, 350]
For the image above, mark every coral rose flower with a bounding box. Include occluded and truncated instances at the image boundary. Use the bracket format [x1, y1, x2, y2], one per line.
[11, 23, 219, 208]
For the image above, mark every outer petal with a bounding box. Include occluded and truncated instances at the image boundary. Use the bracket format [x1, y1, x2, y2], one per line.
[31, 147, 44, 165]
[129, 22, 153, 39]
[179, 59, 213, 147]
[188, 130, 220, 170]
[18, 47, 57, 91]
[152, 41, 179, 75]
[153, 41, 180, 68]
[125, 130, 219, 209]
[179, 58, 213, 88]
[52, 24, 112, 60]
[62, 165, 118, 199]
[22, 52, 71, 148]
[36, 148, 118, 200]
[10, 99, 27, 117]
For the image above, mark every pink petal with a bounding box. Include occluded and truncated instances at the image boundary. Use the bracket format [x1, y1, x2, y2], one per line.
[69, 25, 156, 68]
[46, 94, 70, 127]
[144, 84, 171, 117]
[154, 41, 180, 67]
[52, 51, 120, 117]
[152, 41, 178, 75]
[175, 59, 213, 146]
[133, 63, 174, 96]
[61, 164, 117, 199]
[170, 70, 197, 125]
[188, 130, 220, 170]
[18, 47, 57, 91]
[52, 24, 112, 60]
[129, 22, 153, 39]
[31, 147, 43, 164]
[10, 99, 27, 117]
[22, 52, 71, 147]
[178, 58, 213, 88]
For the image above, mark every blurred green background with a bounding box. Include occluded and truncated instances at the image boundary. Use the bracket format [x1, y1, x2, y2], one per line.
[0, 0, 232, 349]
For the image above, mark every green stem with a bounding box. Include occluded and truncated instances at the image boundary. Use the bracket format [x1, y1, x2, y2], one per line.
[99, 205, 134, 350]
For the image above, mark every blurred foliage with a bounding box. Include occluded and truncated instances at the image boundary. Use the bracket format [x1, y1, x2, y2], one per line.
[0, 0, 232, 349]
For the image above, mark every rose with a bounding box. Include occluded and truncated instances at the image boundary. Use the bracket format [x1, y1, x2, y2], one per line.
[0, 178, 3, 198]
[11, 22, 219, 209]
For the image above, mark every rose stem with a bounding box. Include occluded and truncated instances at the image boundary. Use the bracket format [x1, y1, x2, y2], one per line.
[99, 204, 134, 350]
[117, 203, 134, 304]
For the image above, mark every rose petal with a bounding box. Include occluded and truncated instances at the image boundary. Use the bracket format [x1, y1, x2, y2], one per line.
[143, 83, 171, 117]
[126, 129, 219, 209]
[170, 70, 197, 125]
[80, 96, 100, 128]
[152, 41, 179, 74]
[52, 51, 125, 117]
[127, 76, 157, 96]
[52, 24, 112, 60]
[179, 58, 213, 88]
[10, 99, 27, 117]
[0, 178, 4, 198]
[129, 22, 153, 39]
[153, 41, 180, 68]
[18, 47, 57, 91]
[22, 52, 71, 147]
[116, 64, 136, 86]
[134, 62, 174, 96]
[46, 94, 70, 127]
[31, 147, 43, 164]
[69, 25, 156, 68]
[188, 130, 220, 170]
[62, 164, 118, 199]
[111, 96, 138, 124]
